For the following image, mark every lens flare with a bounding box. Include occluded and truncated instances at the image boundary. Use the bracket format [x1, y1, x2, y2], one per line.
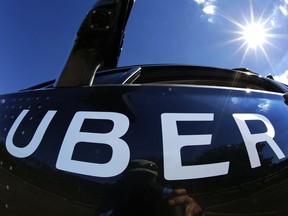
[216, 1, 277, 67]
[241, 22, 268, 50]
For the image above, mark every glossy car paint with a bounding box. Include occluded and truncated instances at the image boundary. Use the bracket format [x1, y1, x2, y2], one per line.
[1, 0, 288, 215]
[1, 81, 288, 215]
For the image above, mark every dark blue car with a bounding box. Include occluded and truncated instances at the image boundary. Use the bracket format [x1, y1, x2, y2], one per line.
[1, 0, 288, 215]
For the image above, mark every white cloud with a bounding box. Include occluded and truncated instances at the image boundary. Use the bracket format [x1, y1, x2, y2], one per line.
[270, 18, 276, 27]
[203, 5, 216, 14]
[279, 5, 288, 16]
[258, 99, 270, 113]
[194, 0, 206, 4]
[207, 17, 214, 23]
[263, 1, 288, 29]
[192, 0, 217, 22]
[274, 70, 288, 85]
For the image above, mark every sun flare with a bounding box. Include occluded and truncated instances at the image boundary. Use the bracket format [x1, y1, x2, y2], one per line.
[241, 22, 268, 49]
[217, 3, 275, 66]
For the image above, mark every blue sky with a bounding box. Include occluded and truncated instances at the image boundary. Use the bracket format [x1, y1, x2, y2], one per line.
[120, 0, 288, 79]
[1, 0, 288, 94]
[0, 0, 95, 94]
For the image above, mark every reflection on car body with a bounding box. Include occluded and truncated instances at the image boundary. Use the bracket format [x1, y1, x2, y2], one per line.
[1, 0, 288, 215]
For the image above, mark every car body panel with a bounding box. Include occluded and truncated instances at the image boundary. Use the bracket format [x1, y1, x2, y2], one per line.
[1, 0, 288, 215]
[1, 84, 288, 215]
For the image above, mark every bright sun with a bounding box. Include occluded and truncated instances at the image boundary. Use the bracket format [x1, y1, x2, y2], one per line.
[241, 22, 268, 50]
[217, 1, 287, 70]
[218, 7, 274, 65]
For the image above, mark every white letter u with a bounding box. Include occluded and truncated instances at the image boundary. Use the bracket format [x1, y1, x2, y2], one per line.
[6, 109, 57, 158]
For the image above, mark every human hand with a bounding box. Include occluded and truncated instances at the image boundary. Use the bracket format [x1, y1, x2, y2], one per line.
[168, 189, 203, 216]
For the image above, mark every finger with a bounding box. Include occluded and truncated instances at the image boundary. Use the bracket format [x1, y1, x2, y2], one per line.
[185, 201, 203, 216]
[168, 194, 194, 206]
[171, 188, 188, 196]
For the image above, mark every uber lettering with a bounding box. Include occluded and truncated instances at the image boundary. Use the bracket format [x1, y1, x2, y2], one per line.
[5, 110, 286, 180]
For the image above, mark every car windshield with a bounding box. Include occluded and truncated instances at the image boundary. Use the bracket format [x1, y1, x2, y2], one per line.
[118, 0, 288, 83]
